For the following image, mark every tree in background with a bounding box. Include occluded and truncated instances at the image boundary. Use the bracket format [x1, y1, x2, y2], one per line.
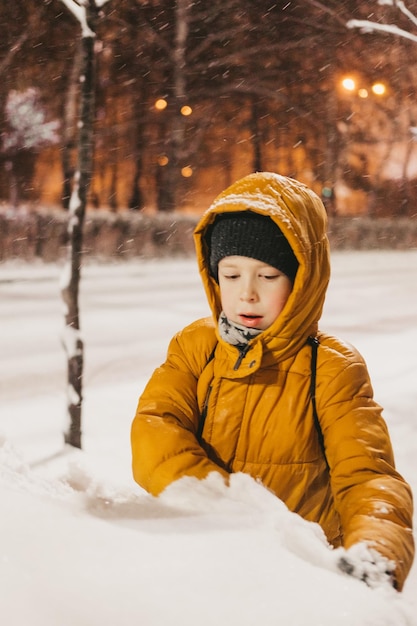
[347, 0, 417, 214]
[0, 0, 78, 204]
[1, 88, 59, 208]
[60, 0, 111, 449]
[61, 41, 83, 210]
[1, 0, 417, 215]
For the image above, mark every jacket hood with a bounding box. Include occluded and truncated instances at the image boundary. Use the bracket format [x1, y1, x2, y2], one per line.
[193, 172, 330, 360]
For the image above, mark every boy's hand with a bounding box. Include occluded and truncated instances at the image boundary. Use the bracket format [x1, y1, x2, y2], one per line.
[336, 543, 397, 589]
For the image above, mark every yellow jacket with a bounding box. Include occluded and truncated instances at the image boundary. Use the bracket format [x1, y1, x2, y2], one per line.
[131, 172, 414, 589]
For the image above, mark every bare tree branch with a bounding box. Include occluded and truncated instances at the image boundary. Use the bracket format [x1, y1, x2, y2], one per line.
[0, 31, 29, 76]
[302, 0, 349, 27]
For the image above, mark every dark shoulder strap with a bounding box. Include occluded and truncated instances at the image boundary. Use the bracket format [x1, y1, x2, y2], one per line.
[307, 336, 319, 423]
[307, 336, 327, 465]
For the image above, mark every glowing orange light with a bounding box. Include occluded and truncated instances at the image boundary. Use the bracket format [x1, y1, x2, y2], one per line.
[181, 166, 193, 177]
[157, 155, 169, 166]
[341, 77, 356, 92]
[155, 98, 167, 111]
[181, 105, 192, 116]
[372, 82, 386, 96]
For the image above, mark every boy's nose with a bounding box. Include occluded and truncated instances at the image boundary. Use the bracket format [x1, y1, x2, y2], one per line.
[240, 282, 257, 302]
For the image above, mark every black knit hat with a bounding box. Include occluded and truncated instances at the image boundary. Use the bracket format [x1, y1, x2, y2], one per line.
[208, 211, 298, 282]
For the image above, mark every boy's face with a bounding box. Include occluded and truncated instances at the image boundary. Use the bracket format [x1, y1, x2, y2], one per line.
[218, 255, 293, 330]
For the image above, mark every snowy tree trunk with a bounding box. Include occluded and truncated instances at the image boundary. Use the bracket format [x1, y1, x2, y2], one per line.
[61, 3, 96, 448]
[61, 41, 83, 210]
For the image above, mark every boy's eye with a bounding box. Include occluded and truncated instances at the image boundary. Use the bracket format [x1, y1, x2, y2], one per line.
[262, 274, 279, 280]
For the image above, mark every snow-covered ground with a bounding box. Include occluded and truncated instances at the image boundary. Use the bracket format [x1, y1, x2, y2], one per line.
[1, 250, 416, 626]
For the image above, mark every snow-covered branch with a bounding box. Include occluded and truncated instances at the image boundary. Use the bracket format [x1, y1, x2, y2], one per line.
[59, 0, 109, 37]
[347, 19, 417, 43]
[348, 0, 417, 43]
[379, 0, 417, 29]
[60, 0, 92, 37]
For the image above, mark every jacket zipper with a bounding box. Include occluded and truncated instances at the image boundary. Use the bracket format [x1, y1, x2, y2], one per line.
[233, 344, 251, 370]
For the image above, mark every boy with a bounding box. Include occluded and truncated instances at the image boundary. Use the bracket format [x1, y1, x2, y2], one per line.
[131, 172, 414, 590]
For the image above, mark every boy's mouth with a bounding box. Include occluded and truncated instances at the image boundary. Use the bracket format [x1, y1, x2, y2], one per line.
[238, 313, 263, 327]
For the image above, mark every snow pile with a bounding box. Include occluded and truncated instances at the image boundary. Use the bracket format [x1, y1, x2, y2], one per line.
[0, 437, 414, 626]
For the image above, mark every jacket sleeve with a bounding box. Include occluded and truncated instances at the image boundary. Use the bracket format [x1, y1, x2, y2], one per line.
[317, 339, 414, 590]
[131, 327, 228, 496]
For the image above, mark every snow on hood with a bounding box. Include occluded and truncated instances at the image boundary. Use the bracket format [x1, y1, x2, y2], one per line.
[193, 172, 331, 359]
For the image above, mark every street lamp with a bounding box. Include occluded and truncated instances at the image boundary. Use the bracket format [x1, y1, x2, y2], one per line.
[341, 77, 356, 92]
[371, 82, 386, 96]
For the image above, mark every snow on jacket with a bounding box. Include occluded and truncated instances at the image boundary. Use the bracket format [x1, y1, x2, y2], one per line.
[131, 172, 414, 590]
